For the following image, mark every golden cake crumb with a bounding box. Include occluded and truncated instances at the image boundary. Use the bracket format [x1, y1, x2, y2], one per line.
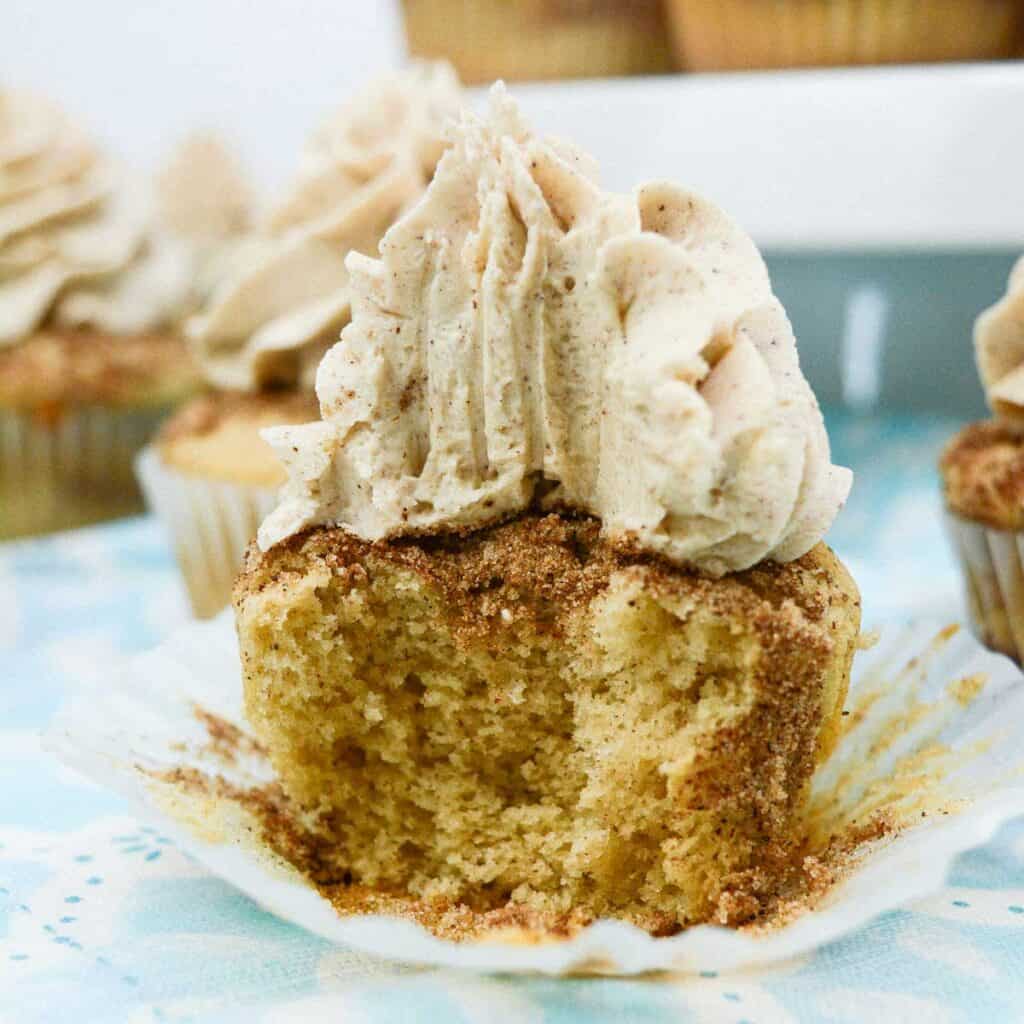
[231, 513, 861, 934]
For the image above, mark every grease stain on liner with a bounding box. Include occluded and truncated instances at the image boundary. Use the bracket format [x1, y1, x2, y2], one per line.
[45, 617, 1024, 975]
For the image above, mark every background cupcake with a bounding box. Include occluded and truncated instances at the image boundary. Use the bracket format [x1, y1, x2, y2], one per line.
[138, 61, 464, 619]
[665, 0, 1024, 72]
[400, 0, 673, 82]
[0, 90, 250, 540]
[155, 132, 256, 308]
[941, 256, 1024, 662]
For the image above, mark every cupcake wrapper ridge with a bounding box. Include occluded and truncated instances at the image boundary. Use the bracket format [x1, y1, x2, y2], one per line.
[944, 509, 1024, 666]
[0, 404, 165, 540]
[136, 446, 278, 620]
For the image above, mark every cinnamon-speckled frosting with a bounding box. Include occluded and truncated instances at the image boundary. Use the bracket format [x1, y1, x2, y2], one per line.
[258, 86, 851, 575]
[0, 90, 210, 345]
[187, 62, 463, 393]
[975, 256, 1024, 426]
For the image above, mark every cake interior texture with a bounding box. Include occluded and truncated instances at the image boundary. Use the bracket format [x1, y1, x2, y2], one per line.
[235, 513, 860, 933]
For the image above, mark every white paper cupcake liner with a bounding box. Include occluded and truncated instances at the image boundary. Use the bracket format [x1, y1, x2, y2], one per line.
[943, 510, 1024, 664]
[136, 447, 278, 619]
[45, 615, 1024, 976]
[0, 404, 165, 540]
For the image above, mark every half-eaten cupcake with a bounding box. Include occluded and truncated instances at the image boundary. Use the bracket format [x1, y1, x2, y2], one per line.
[233, 86, 858, 937]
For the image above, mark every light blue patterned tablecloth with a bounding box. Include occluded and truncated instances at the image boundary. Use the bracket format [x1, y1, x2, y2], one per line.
[3, 413, 1024, 1023]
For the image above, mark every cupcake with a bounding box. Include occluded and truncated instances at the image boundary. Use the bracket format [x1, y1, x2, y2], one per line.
[941, 256, 1024, 664]
[400, 0, 673, 83]
[0, 92, 248, 540]
[139, 62, 464, 618]
[666, 0, 1024, 71]
[234, 86, 859, 937]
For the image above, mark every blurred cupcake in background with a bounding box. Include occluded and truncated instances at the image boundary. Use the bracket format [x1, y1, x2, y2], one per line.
[156, 131, 256, 306]
[137, 61, 464, 619]
[401, 0, 672, 82]
[666, 0, 1024, 71]
[0, 90, 248, 540]
[941, 256, 1024, 664]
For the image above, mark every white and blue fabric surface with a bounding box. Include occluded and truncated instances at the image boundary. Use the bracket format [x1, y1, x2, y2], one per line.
[3, 412, 1024, 1023]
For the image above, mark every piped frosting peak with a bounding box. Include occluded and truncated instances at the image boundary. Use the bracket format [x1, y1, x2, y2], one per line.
[259, 86, 851, 575]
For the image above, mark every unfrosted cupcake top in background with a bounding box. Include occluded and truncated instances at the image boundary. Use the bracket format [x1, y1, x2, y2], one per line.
[0, 91, 244, 345]
[974, 256, 1024, 426]
[187, 62, 463, 393]
[259, 85, 851, 576]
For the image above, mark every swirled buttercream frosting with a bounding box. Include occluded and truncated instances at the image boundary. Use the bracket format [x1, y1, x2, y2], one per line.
[0, 90, 203, 344]
[258, 86, 851, 575]
[975, 256, 1024, 426]
[187, 62, 462, 392]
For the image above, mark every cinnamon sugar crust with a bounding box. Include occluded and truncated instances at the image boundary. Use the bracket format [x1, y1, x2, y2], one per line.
[238, 513, 842, 644]
[234, 513, 861, 933]
[0, 329, 201, 409]
[941, 419, 1024, 530]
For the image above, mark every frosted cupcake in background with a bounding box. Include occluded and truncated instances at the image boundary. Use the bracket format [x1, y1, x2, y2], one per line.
[665, 0, 1023, 71]
[941, 256, 1024, 664]
[138, 62, 463, 619]
[0, 91, 249, 540]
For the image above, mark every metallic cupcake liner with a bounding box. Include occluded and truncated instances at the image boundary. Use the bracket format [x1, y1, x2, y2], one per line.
[136, 446, 278, 619]
[943, 509, 1024, 665]
[0, 404, 166, 541]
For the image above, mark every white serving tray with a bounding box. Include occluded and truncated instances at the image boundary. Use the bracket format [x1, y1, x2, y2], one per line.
[501, 62, 1024, 250]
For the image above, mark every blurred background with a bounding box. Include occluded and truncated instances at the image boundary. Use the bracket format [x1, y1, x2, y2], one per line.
[5, 0, 1023, 421]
